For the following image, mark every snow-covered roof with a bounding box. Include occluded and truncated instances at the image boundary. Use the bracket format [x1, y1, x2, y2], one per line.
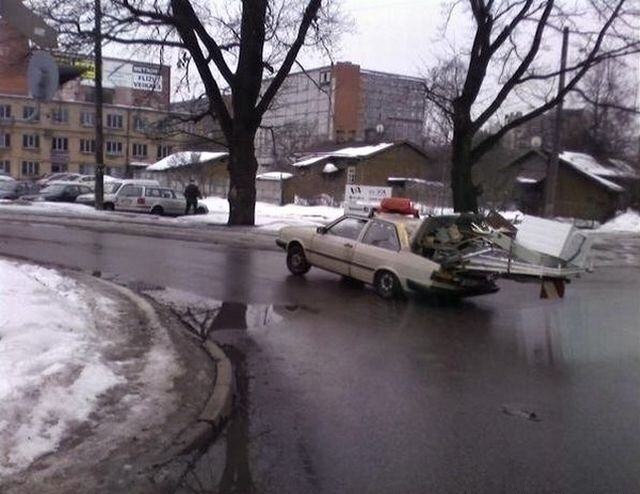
[146, 151, 228, 171]
[291, 142, 395, 167]
[322, 163, 339, 174]
[607, 158, 638, 178]
[129, 161, 151, 168]
[387, 177, 444, 187]
[516, 176, 541, 184]
[256, 171, 293, 181]
[559, 151, 624, 192]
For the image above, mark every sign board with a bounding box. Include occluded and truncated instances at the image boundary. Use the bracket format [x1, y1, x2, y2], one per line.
[344, 184, 392, 216]
[64, 57, 163, 92]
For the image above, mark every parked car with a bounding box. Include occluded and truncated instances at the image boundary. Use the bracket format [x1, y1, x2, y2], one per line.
[37, 173, 81, 186]
[76, 179, 160, 208]
[113, 183, 207, 216]
[0, 174, 15, 182]
[20, 181, 93, 203]
[276, 198, 591, 300]
[0, 180, 38, 199]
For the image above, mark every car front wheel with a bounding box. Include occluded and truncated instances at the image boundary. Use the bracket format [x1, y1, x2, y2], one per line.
[374, 270, 403, 299]
[151, 206, 164, 216]
[286, 244, 311, 275]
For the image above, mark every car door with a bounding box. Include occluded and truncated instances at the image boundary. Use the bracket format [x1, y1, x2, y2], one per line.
[116, 184, 143, 211]
[163, 189, 184, 215]
[351, 220, 402, 283]
[63, 185, 80, 202]
[308, 217, 368, 276]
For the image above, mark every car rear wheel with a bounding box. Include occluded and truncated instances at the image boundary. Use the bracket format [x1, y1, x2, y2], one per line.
[286, 244, 311, 275]
[374, 270, 403, 300]
[151, 206, 164, 216]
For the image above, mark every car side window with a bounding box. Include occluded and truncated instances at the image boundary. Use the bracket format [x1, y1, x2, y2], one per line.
[160, 189, 174, 199]
[145, 188, 160, 197]
[66, 185, 79, 195]
[327, 217, 368, 240]
[80, 186, 92, 194]
[362, 221, 400, 251]
[120, 185, 142, 197]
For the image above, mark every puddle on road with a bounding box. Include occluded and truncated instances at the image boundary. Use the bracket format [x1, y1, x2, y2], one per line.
[143, 287, 302, 338]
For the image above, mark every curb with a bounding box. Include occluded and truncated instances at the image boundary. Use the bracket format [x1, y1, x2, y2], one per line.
[81, 272, 235, 455]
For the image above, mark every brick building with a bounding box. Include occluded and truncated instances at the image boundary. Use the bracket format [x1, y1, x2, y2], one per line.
[255, 62, 426, 168]
[0, 17, 193, 179]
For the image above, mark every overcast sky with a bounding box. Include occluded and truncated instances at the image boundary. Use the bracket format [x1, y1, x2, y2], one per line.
[317, 0, 443, 76]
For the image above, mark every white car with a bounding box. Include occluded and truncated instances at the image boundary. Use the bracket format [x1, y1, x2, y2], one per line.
[76, 179, 160, 208]
[276, 201, 591, 299]
[113, 183, 207, 216]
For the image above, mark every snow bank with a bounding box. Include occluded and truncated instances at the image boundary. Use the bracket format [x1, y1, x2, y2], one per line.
[599, 209, 640, 233]
[182, 196, 343, 230]
[0, 260, 121, 475]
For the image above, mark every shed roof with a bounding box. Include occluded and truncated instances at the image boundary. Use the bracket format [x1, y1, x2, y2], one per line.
[146, 151, 228, 171]
[508, 150, 625, 193]
[290, 141, 426, 168]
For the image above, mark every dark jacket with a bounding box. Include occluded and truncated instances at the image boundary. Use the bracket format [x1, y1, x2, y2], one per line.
[184, 183, 202, 200]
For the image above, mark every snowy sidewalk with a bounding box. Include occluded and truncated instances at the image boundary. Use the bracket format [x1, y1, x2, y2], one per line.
[0, 259, 215, 493]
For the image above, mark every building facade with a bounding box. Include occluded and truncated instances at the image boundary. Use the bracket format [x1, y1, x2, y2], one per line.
[0, 95, 192, 179]
[255, 62, 426, 168]
[0, 17, 194, 179]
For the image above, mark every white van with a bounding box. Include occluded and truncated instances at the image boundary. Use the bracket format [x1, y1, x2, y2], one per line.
[76, 179, 160, 209]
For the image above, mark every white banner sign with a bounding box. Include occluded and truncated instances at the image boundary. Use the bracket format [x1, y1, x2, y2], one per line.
[345, 184, 392, 204]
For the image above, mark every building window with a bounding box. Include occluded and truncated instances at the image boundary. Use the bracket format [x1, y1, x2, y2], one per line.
[319, 70, 331, 85]
[52, 137, 69, 152]
[23, 106, 39, 121]
[80, 112, 95, 127]
[133, 116, 148, 132]
[132, 143, 148, 158]
[347, 166, 356, 184]
[157, 144, 172, 159]
[79, 163, 95, 175]
[51, 162, 68, 173]
[80, 138, 96, 154]
[21, 160, 40, 176]
[0, 105, 11, 120]
[0, 133, 10, 148]
[23, 134, 40, 150]
[106, 114, 124, 129]
[0, 160, 10, 174]
[105, 140, 123, 156]
[51, 108, 69, 124]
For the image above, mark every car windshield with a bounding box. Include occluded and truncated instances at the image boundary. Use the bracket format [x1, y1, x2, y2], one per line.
[41, 184, 66, 194]
[106, 183, 122, 194]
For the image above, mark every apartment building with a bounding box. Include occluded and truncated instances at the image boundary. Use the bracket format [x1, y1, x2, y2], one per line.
[255, 62, 426, 167]
[0, 96, 188, 179]
[0, 17, 191, 179]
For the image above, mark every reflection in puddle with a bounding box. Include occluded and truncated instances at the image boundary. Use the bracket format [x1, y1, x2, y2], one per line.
[144, 287, 299, 339]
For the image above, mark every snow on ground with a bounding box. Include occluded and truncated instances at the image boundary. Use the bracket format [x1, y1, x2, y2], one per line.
[599, 209, 640, 233]
[179, 196, 344, 230]
[0, 260, 121, 476]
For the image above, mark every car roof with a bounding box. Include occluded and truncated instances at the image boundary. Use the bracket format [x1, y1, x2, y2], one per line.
[45, 180, 88, 186]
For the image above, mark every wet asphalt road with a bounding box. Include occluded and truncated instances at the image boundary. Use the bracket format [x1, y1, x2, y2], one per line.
[1, 219, 639, 494]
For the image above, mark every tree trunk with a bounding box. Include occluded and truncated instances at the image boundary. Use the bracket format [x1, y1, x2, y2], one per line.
[227, 132, 259, 226]
[450, 130, 479, 213]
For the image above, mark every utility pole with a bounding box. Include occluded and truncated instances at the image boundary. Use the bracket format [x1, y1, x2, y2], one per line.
[544, 27, 569, 218]
[94, 0, 105, 210]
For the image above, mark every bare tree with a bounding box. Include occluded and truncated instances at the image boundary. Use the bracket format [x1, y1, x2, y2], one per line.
[424, 0, 640, 212]
[572, 57, 640, 160]
[32, 0, 342, 225]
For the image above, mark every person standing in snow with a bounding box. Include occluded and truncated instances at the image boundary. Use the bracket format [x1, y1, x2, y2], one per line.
[184, 179, 202, 215]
